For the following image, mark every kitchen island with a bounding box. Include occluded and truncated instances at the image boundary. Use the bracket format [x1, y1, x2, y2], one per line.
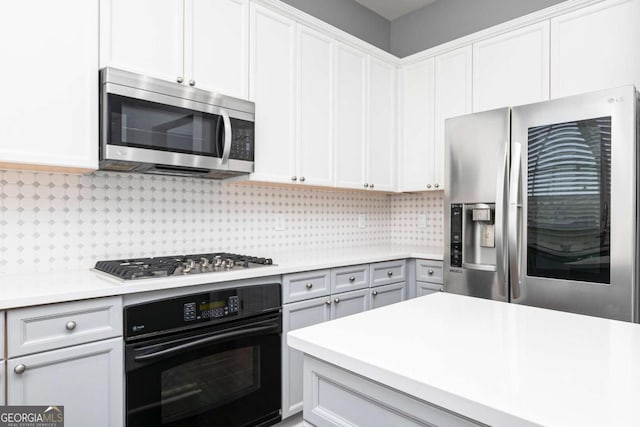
[287, 293, 640, 426]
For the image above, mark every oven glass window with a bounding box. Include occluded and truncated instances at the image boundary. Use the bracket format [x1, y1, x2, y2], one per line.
[160, 346, 260, 424]
[108, 94, 223, 157]
[527, 116, 611, 284]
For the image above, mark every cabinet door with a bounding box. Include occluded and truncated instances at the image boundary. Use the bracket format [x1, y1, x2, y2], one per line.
[434, 46, 473, 190]
[400, 58, 435, 192]
[550, 0, 640, 98]
[370, 282, 406, 310]
[186, 0, 249, 98]
[7, 338, 123, 427]
[0, 0, 98, 171]
[416, 281, 443, 297]
[473, 21, 549, 112]
[367, 57, 397, 192]
[331, 289, 370, 320]
[297, 25, 334, 187]
[282, 297, 331, 419]
[334, 44, 367, 190]
[249, 4, 297, 183]
[100, 0, 183, 83]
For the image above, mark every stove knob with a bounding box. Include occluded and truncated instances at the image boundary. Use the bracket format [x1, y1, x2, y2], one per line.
[201, 257, 210, 268]
[265, 258, 273, 265]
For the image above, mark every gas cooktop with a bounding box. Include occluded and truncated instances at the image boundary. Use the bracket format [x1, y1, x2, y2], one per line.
[94, 253, 274, 280]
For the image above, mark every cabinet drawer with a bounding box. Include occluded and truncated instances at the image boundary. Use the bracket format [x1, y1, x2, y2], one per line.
[331, 264, 370, 293]
[7, 297, 123, 357]
[416, 259, 443, 284]
[370, 260, 406, 287]
[283, 270, 331, 303]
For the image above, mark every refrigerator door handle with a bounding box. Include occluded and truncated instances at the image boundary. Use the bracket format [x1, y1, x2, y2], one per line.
[495, 140, 509, 298]
[509, 142, 522, 300]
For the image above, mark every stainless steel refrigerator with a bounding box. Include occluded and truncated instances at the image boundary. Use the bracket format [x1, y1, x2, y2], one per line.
[444, 85, 639, 322]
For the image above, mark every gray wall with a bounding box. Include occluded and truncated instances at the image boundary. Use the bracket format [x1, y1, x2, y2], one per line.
[390, 0, 565, 57]
[280, 0, 391, 52]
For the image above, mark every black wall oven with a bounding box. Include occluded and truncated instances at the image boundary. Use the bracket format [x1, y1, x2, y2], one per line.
[124, 283, 282, 427]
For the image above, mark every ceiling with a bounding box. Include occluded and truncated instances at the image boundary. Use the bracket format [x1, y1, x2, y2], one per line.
[353, 0, 438, 20]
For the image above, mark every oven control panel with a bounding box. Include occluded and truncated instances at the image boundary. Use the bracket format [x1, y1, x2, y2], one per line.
[184, 295, 240, 321]
[124, 283, 281, 341]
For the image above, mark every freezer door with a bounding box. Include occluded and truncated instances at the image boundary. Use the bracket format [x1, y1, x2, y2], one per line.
[444, 108, 510, 301]
[511, 86, 638, 321]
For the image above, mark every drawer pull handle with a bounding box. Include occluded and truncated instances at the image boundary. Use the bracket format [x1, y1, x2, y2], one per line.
[387, 271, 393, 277]
[349, 276, 356, 282]
[428, 269, 434, 275]
[334, 298, 340, 304]
[66, 321, 77, 331]
[14, 364, 26, 375]
[372, 291, 378, 296]
[306, 283, 313, 289]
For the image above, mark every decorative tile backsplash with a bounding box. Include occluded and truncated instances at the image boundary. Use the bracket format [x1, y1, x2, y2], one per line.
[0, 170, 443, 274]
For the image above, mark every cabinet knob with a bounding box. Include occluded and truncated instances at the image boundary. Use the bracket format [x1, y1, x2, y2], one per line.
[428, 269, 434, 275]
[434, 183, 440, 188]
[291, 176, 297, 182]
[306, 283, 313, 289]
[349, 276, 356, 282]
[176, 76, 184, 84]
[189, 79, 196, 86]
[14, 364, 26, 375]
[364, 183, 369, 188]
[326, 300, 331, 305]
[427, 184, 432, 189]
[334, 298, 340, 304]
[369, 184, 374, 189]
[387, 271, 393, 277]
[372, 291, 378, 296]
[439, 287, 444, 292]
[65, 321, 77, 331]
[299, 176, 306, 182]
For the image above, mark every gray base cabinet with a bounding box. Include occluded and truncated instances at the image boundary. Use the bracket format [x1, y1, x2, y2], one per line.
[303, 356, 484, 427]
[7, 338, 123, 427]
[282, 296, 332, 418]
[5, 297, 124, 426]
[414, 259, 444, 297]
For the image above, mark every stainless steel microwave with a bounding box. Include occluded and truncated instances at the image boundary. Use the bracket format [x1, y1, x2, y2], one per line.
[99, 68, 255, 179]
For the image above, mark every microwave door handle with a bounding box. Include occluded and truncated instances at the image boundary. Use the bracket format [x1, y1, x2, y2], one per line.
[133, 321, 279, 363]
[220, 109, 232, 164]
[508, 142, 522, 300]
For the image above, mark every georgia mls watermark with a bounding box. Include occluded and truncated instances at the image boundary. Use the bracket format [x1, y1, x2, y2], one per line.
[0, 406, 64, 427]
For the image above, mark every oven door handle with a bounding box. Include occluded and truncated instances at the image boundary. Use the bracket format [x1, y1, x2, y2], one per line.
[133, 322, 279, 363]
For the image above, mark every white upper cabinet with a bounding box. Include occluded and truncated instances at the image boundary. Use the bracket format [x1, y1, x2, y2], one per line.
[249, 4, 297, 184]
[399, 58, 435, 192]
[100, 0, 183, 83]
[185, 0, 249, 98]
[334, 44, 367, 190]
[473, 21, 550, 112]
[0, 0, 99, 171]
[434, 46, 473, 189]
[367, 57, 397, 192]
[297, 26, 335, 187]
[550, 0, 640, 98]
[101, 0, 249, 97]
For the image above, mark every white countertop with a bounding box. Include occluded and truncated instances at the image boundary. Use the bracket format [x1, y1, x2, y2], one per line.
[0, 245, 441, 310]
[288, 293, 640, 427]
